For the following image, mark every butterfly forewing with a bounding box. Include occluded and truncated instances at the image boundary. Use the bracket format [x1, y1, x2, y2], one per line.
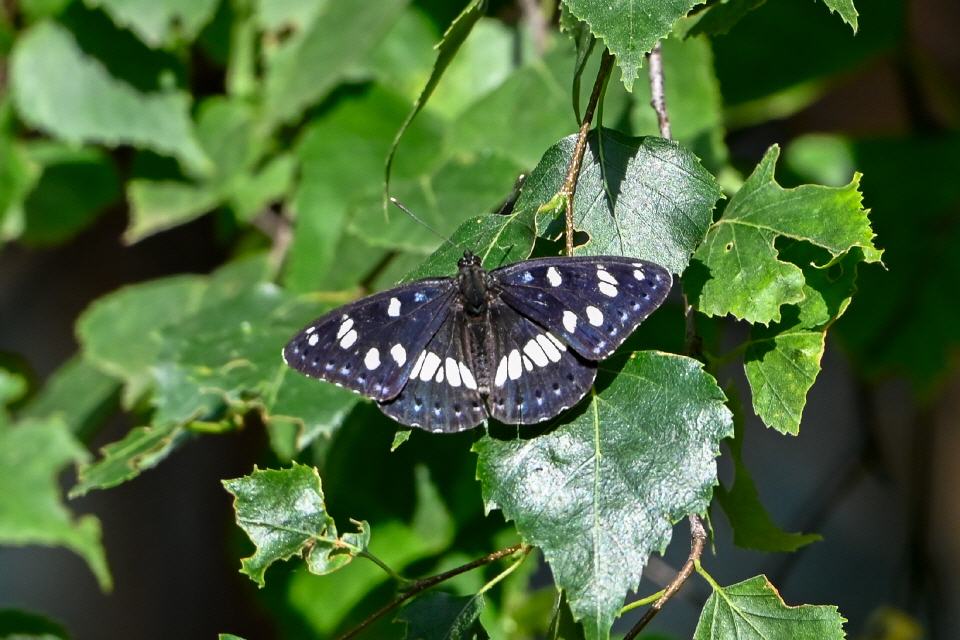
[283, 280, 456, 401]
[493, 256, 672, 361]
[485, 301, 597, 424]
[379, 308, 488, 432]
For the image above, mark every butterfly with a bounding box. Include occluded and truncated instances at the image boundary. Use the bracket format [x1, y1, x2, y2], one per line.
[283, 252, 671, 433]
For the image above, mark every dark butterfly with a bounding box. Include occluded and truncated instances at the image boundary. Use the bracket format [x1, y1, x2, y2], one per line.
[283, 252, 671, 433]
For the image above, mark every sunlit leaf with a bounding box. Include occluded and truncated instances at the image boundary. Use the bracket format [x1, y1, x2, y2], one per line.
[475, 352, 733, 640]
[223, 464, 370, 586]
[85, 0, 220, 47]
[694, 575, 846, 639]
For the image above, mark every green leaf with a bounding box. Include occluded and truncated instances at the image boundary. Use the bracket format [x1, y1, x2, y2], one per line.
[402, 206, 537, 282]
[70, 421, 187, 497]
[384, 0, 486, 209]
[262, 0, 408, 127]
[742, 246, 863, 434]
[517, 129, 722, 274]
[562, 0, 701, 89]
[284, 84, 444, 293]
[19, 143, 120, 246]
[125, 97, 271, 240]
[125, 180, 221, 242]
[0, 609, 69, 639]
[397, 592, 487, 640]
[353, 151, 524, 255]
[77, 274, 208, 406]
[0, 104, 41, 242]
[10, 22, 210, 175]
[229, 153, 297, 222]
[85, 0, 221, 47]
[149, 284, 358, 453]
[693, 575, 846, 639]
[0, 369, 27, 415]
[820, 0, 858, 32]
[450, 47, 579, 169]
[474, 352, 733, 640]
[691, 144, 880, 325]
[223, 463, 369, 587]
[0, 417, 111, 591]
[715, 398, 820, 551]
[19, 355, 120, 440]
[253, 0, 325, 33]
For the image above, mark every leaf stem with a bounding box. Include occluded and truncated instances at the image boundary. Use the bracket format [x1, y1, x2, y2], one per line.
[337, 543, 530, 640]
[477, 547, 530, 595]
[355, 550, 411, 586]
[560, 49, 614, 256]
[619, 588, 666, 615]
[623, 515, 707, 640]
[648, 42, 671, 139]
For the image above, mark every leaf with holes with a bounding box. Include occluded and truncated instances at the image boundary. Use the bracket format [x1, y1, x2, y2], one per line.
[474, 352, 732, 640]
[689, 144, 880, 325]
[223, 464, 369, 586]
[694, 575, 846, 639]
[742, 245, 863, 434]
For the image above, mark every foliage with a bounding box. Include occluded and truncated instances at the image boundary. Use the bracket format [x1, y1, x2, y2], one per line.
[10, 0, 955, 638]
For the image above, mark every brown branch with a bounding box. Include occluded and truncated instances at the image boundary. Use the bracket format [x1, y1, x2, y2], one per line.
[560, 49, 614, 256]
[337, 543, 530, 640]
[623, 43, 708, 640]
[624, 515, 707, 640]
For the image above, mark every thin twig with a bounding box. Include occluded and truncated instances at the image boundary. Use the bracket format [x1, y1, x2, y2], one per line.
[337, 543, 530, 640]
[623, 515, 707, 640]
[622, 43, 709, 640]
[560, 50, 614, 256]
[648, 42, 671, 139]
[252, 206, 294, 277]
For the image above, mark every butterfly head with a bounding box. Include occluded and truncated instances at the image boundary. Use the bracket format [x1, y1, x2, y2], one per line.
[457, 250, 481, 269]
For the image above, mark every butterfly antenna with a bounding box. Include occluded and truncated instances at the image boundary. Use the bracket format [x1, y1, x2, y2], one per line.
[389, 197, 462, 252]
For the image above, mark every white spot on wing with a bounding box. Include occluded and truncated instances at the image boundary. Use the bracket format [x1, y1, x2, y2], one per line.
[508, 349, 522, 380]
[410, 351, 427, 379]
[336, 317, 354, 340]
[419, 352, 441, 381]
[586, 305, 603, 326]
[459, 362, 477, 389]
[445, 357, 461, 387]
[562, 310, 578, 333]
[308, 333, 319, 346]
[597, 269, 618, 285]
[339, 329, 358, 348]
[494, 356, 508, 387]
[546, 266, 562, 287]
[522, 271, 533, 283]
[387, 297, 401, 317]
[633, 268, 645, 280]
[414, 292, 427, 302]
[546, 332, 566, 351]
[390, 344, 406, 366]
[598, 281, 618, 297]
[435, 365, 444, 383]
[524, 339, 549, 367]
[305, 326, 316, 334]
[536, 334, 562, 362]
[364, 348, 381, 370]
[522, 354, 533, 371]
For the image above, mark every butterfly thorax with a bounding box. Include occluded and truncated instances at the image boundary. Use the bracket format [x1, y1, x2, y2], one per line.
[457, 251, 493, 316]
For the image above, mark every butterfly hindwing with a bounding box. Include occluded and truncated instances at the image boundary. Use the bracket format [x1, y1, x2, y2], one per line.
[379, 308, 488, 432]
[283, 280, 456, 401]
[494, 256, 672, 360]
[485, 301, 597, 424]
